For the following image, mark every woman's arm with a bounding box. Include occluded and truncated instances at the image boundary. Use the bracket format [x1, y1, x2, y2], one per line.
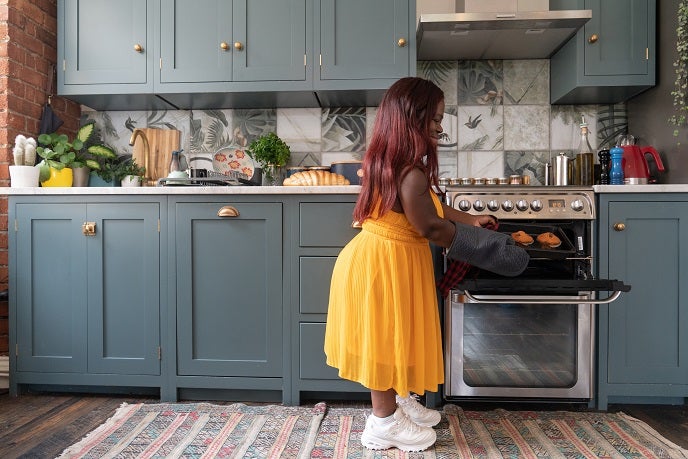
[441, 202, 496, 227]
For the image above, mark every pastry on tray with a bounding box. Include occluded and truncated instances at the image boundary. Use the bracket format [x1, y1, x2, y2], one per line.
[536, 231, 562, 248]
[511, 230, 534, 246]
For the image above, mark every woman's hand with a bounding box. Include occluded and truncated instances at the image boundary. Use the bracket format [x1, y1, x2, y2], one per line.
[472, 214, 498, 228]
[442, 202, 497, 228]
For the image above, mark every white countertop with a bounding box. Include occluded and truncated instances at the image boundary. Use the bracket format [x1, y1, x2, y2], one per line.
[1, 185, 362, 195]
[594, 184, 688, 193]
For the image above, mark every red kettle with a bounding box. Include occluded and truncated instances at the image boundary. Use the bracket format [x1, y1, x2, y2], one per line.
[618, 135, 665, 184]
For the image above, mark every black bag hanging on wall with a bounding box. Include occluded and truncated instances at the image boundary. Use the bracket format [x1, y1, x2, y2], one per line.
[38, 64, 64, 136]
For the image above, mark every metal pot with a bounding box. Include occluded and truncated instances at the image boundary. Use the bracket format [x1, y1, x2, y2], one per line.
[553, 152, 573, 186]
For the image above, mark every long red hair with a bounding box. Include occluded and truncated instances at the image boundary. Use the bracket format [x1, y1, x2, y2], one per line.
[353, 77, 444, 222]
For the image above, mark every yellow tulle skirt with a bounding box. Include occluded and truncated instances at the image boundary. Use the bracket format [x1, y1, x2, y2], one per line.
[324, 195, 444, 397]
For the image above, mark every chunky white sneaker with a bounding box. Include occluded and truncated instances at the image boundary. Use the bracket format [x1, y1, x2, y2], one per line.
[360, 408, 436, 452]
[396, 394, 442, 427]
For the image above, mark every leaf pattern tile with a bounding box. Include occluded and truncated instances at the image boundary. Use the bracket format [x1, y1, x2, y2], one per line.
[505, 151, 553, 185]
[418, 60, 459, 105]
[458, 106, 503, 151]
[321, 107, 366, 152]
[458, 60, 503, 106]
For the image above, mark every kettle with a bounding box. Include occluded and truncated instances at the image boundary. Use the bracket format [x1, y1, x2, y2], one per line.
[618, 134, 665, 184]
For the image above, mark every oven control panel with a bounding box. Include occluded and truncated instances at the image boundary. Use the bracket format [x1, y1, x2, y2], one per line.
[445, 186, 595, 220]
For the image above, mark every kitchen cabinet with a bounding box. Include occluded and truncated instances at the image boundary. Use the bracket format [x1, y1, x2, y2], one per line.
[314, 0, 415, 102]
[171, 198, 284, 400]
[288, 197, 365, 405]
[550, 0, 656, 104]
[9, 197, 163, 396]
[596, 193, 688, 409]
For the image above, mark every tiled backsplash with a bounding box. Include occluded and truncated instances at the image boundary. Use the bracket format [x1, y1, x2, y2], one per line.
[83, 60, 627, 185]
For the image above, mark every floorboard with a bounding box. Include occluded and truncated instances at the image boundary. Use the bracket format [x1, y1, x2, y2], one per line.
[0, 390, 686, 458]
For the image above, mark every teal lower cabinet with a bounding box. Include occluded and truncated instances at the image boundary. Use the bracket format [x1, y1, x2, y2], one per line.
[596, 193, 688, 409]
[9, 196, 163, 396]
[169, 197, 284, 402]
[289, 197, 366, 405]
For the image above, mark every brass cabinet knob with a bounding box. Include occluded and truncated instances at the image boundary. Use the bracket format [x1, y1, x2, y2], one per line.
[220, 42, 229, 50]
[234, 41, 244, 51]
[134, 43, 144, 53]
[397, 38, 407, 48]
[613, 222, 626, 231]
[588, 34, 599, 44]
[82, 222, 96, 236]
[217, 206, 240, 218]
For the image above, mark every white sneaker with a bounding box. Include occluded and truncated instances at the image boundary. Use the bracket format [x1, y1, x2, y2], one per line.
[360, 408, 436, 452]
[395, 394, 442, 427]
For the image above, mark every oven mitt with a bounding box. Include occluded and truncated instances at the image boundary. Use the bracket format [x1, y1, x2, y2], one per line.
[446, 221, 529, 277]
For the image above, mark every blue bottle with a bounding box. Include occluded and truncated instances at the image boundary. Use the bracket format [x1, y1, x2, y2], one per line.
[609, 146, 624, 185]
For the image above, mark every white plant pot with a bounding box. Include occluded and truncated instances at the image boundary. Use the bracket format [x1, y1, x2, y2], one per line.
[9, 165, 40, 187]
[121, 175, 142, 187]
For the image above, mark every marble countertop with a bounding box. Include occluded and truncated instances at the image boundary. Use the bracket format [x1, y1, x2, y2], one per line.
[4, 183, 688, 195]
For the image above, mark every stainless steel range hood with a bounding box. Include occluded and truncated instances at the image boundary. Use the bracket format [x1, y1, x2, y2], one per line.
[417, 1, 591, 60]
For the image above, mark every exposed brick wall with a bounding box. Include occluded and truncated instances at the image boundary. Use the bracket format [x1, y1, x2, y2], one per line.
[0, 0, 81, 355]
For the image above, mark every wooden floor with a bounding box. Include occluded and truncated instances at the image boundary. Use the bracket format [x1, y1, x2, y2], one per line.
[1, 390, 687, 458]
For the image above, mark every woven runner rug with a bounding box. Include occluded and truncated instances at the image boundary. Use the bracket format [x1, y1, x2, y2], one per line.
[57, 402, 688, 459]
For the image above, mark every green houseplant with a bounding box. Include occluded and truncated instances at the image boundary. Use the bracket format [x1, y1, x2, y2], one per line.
[36, 122, 116, 186]
[246, 132, 291, 185]
[118, 157, 146, 187]
[670, 0, 688, 142]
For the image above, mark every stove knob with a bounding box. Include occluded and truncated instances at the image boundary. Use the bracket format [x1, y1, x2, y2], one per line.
[473, 199, 486, 211]
[530, 199, 543, 212]
[487, 200, 500, 211]
[571, 199, 584, 212]
[516, 199, 529, 211]
[458, 199, 471, 211]
[502, 200, 514, 212]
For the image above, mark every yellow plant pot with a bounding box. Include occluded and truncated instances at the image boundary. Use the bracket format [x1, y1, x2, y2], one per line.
[41, 167, 73, 187]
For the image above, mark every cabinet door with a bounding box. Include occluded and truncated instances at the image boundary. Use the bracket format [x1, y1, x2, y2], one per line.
[584, 0, 650, 76]
[318, 0, 410, 80]
[606, 201, 688, 384]
[62, 0, 151, 86]
[233, 0, 307, 81]
[15, 204, 88, 373]
[176, 202, 283, 377]
[87, 204, 161, 375]
[159, 0, 233, 83]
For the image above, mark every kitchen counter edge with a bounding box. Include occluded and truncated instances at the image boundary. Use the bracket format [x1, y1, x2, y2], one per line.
[594, 184, 688, 193]
[1, 185, 362, 195]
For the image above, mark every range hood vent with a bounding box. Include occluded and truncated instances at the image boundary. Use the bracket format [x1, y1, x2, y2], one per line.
[417, 1, 591, 60]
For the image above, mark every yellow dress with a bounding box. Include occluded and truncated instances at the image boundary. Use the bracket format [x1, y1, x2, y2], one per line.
[324, 192, 444, 397]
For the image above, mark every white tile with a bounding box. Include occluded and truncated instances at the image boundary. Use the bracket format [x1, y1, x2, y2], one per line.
[277, 108, 321, 152]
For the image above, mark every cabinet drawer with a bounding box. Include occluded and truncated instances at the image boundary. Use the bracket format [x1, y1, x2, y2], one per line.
[300, 257, 336, 314]
[299, 323, 340, 380]
[299, 202, 357, 247]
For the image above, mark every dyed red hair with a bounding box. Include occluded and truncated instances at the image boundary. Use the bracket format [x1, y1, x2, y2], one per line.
[353, 77, 444, 222]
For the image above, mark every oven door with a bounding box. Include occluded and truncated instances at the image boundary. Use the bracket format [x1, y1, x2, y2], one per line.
[445, 291, 595, 400]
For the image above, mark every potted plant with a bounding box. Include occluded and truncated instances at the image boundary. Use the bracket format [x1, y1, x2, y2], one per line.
[246, 132, 291, 185]
[670, 0, 688, 143]
[36, 122, 116, 187]
[118, 158, 146, 187]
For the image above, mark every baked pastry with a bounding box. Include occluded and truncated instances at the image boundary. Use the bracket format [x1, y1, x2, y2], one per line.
[282, 170, 351, 186]
[537, 232, 562, 248]
[511, 230, 534, 246]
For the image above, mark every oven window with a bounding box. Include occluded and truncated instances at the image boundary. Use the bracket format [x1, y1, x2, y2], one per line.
[463, 303, 577, 388]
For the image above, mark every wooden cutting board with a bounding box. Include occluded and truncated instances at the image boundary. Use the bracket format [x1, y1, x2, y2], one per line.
[131, 128, 181, 184]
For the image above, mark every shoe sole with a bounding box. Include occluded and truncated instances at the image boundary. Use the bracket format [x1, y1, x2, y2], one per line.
[360, 432, 436, 452]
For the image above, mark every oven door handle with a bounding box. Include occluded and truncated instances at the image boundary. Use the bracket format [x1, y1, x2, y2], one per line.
[458, 290, 623, 304]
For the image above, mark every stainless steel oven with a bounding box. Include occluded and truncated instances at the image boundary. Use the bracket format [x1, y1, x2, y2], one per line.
[442, 186, 629, 401]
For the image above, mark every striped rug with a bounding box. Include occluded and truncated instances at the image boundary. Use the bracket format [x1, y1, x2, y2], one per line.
[58, 402, 688, 459]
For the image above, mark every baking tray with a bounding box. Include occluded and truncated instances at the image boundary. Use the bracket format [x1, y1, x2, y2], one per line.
[497, 222, 576, 260]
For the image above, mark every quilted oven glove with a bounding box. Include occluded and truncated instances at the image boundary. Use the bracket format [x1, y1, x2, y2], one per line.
[446, 221, 529, 277]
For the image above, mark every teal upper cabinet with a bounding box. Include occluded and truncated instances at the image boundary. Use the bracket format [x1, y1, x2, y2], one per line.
[159, 0, 309, 86]
[550, 0, 656, 104]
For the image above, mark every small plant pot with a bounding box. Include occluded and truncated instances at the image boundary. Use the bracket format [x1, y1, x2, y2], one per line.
[41, 167, 73, 187]
[9, 165, 40, 187]
[121, 175, 142, 187]
[261, 164, 285, 186]
[72, 166, 91, 187]
[89, 171, 120, 187]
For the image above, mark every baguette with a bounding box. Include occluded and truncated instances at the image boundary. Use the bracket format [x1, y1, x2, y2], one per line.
[283, 170, 351, 186]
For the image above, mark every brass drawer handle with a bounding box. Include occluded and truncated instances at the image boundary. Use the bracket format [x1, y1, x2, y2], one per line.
[588, 34, 598, 44]
[613, 222, 625, 231]
[82, 222, 96, 236]
[218, 206, 240, 218]
[134, 43, 144, 53]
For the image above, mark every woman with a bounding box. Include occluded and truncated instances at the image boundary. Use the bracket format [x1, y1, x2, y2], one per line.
[324, 77, 527, 452]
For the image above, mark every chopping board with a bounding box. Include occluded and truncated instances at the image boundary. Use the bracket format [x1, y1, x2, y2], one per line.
[131, 128, 181, 185]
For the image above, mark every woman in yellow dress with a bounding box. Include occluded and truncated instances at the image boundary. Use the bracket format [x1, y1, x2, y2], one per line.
[324, 77, 528, 452]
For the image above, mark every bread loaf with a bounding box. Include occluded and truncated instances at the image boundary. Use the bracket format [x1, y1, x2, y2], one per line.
[282, 170, 351, 186]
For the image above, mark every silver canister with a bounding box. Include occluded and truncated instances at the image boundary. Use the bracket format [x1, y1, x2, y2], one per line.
[553, 152, 571, 186]
[544, 162, 552, 185]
